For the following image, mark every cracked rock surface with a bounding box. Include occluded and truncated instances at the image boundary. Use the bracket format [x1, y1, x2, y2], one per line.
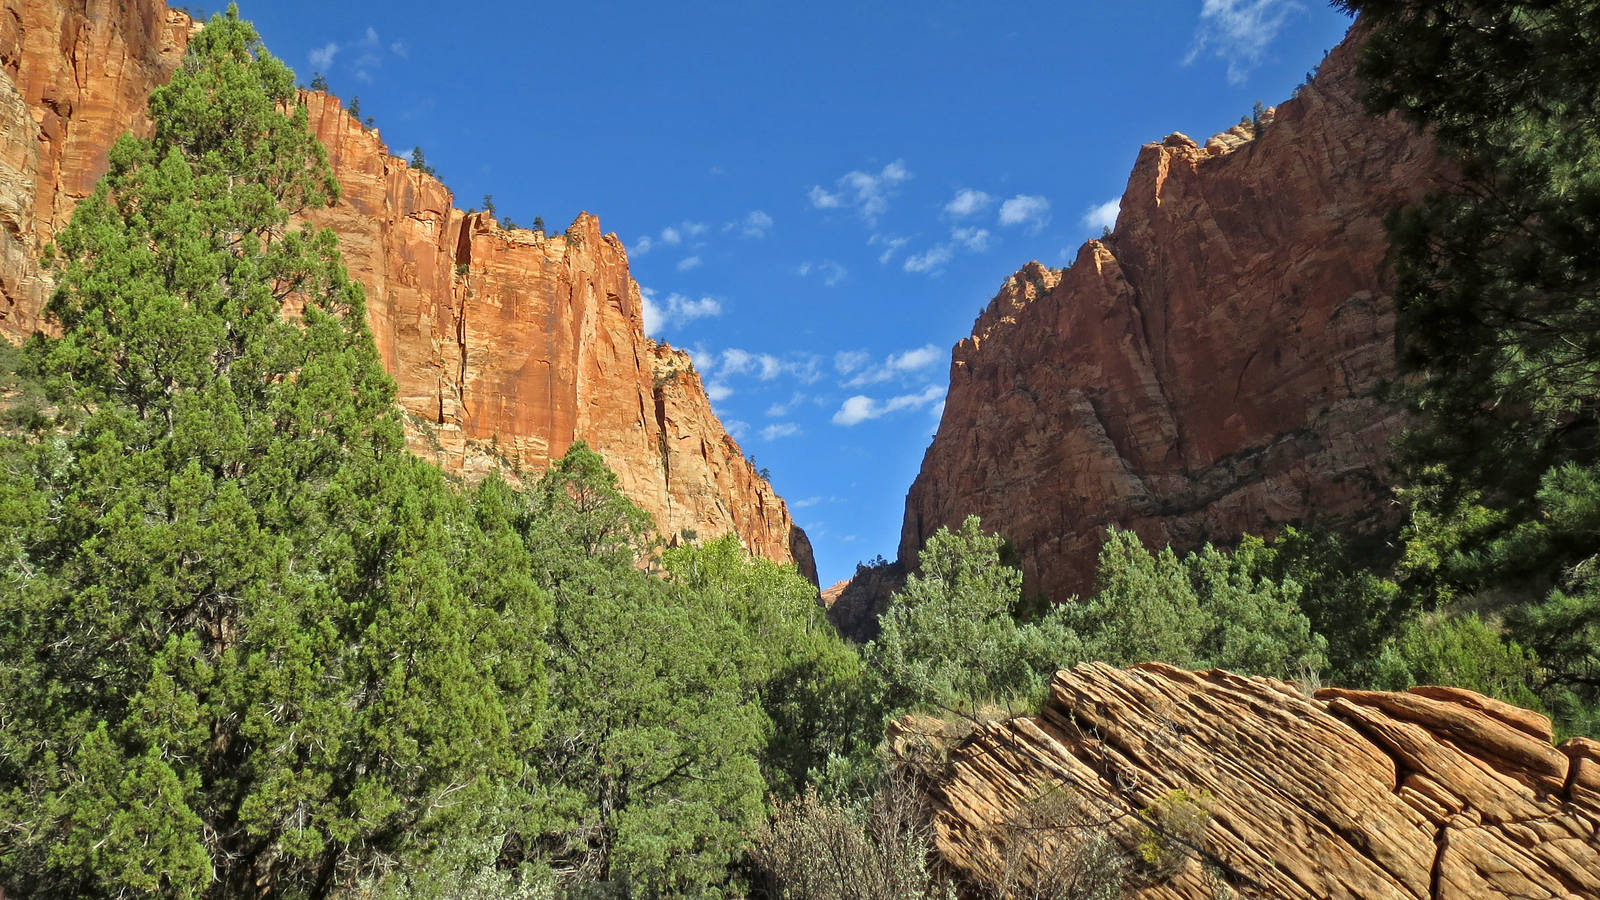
[913, 663, 1600, 899]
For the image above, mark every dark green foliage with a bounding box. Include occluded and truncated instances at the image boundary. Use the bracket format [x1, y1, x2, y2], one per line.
[1371, 613, 1542, 711]
[1334, 0, 1600, 732]
[347, 95, 360, 119]
[0, 8, 548, 897]
[309, 71, 328, 91]
[1072, 529, 1327, 679]
[410, 146, 437, 176]
[481, 194, 496, 219]
[533, 215, 546, 233]
[871, 516, 1079, 715]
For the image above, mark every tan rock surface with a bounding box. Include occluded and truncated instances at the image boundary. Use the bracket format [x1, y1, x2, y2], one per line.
[899, 27, 1451, 601]
[0, 0, 813, 578]
[916, 663, 1600, 899]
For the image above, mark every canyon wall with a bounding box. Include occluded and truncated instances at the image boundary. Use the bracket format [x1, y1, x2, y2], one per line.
[899, 28, 1448, 601]
[0, 0, 814, 579]
[900, 663, 1600, 899]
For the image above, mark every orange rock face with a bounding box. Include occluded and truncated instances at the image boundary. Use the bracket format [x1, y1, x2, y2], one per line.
[899, 28, 1449, 601]
[911, 663, 1600, 899]
[0, 0, 814, 579]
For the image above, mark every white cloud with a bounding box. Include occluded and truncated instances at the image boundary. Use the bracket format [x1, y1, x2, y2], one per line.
[724, 419, 749, 439]
[761, 423, 801, 441]
[999, 194, 1052, 231]
[633, 235, 654, 256]
[832, 385, 946, 426]
[931, 399, 947, 420]
[715, 348, 820, 384]
[391, 41, 409, 58]
[904, 244, 954, 274]
[682, 221, 709, 238]
[1082, 198, 1121, 233]
[952, 226, 992, 252]
[309, 42, 339, 70]
[677, 256, 703, 272]
[808, 160, 913, 224]
[834, 350, 870, 374]
[766, 393, 807, 417]
[730, 210, 773, 238]
[660, 225, 683, 245]
[945, 189, 993, 218]
[1185, 0, 1304, 85]
[809, 186, 844, 209]
[362, 26, 380, 45]
[871, 234, 910, 265]
[791, 496, 823, 509]
[796, 260, 847, 287]
[642, 291, 664, 335]
[707, 382, 734, 402]
[640, 287, 722, 336]
[843, 344, 943, 387]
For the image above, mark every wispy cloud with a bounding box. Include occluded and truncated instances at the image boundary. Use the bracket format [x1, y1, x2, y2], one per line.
[309, 42, 339, 70]
[1082, 198, 1121, 233]
[951, 226, 992, 252]
[760, 423, 802, 441]
[903, 244, 954, 274]
[1185, 0, 1304, 85]
[796, 260, 848, 287]
[999, 194, 1052, 231]
[641, 287, 722, 336]
[808, 160, 913, 224]
[707, 382, 734, 402]
[834, 350, 871, 375]
[633, 235, 655, 255]
[832, 385, 947, 426]
[843, 344, 943, 388]
[765, 393, 808, 417]
[723, 418, 749, 439]
[716, 349, 823, 384]
[945, 188, 993, 218]
[677, 256, 703, 272]
[727, 210, 774, 238]
[871, 233, 910, 265]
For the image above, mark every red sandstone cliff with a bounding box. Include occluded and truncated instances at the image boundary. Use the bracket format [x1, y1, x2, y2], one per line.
[900, 663, 1600, 899]
[0, 0, 814, 579]
[899, 28, 1447, 602]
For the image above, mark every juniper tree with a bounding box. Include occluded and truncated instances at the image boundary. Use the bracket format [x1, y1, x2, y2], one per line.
[0, 8, 546, 897]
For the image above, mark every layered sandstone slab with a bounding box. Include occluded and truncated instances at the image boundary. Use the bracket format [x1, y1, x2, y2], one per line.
[911, 663, 1600, 899]
[0, 0, 813, 578]
[899, 27, 1450, 601]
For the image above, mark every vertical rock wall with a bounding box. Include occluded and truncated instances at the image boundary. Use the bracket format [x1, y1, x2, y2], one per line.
[899, 28, 1448, 601]
[0, 0, 814, 580]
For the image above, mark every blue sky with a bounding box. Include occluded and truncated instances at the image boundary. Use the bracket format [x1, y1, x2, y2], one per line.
[240, 0, 1356, 585]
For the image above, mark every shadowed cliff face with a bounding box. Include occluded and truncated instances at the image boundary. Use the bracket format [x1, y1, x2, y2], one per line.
[901, 663, 1600, 900]
[0, 0, 814, 581]
[899, 26, 1450, 603]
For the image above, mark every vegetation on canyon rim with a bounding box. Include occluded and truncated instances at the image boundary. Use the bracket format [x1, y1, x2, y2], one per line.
[0, 0, 1597, 898]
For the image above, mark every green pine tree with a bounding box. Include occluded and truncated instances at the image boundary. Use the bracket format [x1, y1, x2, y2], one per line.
[0, 7, 547, 897]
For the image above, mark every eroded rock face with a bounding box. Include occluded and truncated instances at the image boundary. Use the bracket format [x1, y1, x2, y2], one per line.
[899, 27, 1450, 601]
[0, 0, 813, 579]
[911, 663, 1600, 900]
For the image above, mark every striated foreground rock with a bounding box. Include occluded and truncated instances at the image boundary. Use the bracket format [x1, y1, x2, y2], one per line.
[0, 0, 814, 578]
[899, 26, 1450, 601]
[908, 662, 1600, 899]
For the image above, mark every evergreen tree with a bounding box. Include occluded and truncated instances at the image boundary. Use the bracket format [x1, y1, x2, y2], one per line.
[1338, 0, 1600, 730]
[872, 516, 1079, 714]
[0, 8, 546, 897]
[517, 443, 766, 895]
